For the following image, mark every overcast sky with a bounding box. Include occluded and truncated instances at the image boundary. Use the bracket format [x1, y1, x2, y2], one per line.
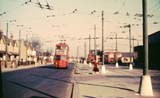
[0, 0, 160, 57]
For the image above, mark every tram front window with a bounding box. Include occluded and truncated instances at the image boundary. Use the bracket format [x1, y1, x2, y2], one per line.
[55, 55, 66, 60]
[55, 55, 60, 60]
[61, 56, 66, 60]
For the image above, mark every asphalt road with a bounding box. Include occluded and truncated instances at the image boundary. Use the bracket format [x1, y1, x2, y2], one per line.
[2, 63, 160, 98]
[2, 63, 75, 98]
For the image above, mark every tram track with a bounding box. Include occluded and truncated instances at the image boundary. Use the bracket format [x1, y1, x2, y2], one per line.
[4, 69, 75, 98]
[31, 73, 77, 98]
[2, 63, 76, 98]
[4, 73, 75, 98]
[4, 79, 58, 98]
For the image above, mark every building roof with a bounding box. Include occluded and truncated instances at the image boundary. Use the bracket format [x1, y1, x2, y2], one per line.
[149, 31, 160, 44]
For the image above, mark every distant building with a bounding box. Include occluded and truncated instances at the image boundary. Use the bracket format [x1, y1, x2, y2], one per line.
[0, 30, 37, 67]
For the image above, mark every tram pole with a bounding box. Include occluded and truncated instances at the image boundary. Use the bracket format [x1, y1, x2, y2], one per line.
[101, 10, 106, 73]
[138, 0, 153, 96]
[84, 41, 87, 60]
[115, 32, 119, 67]
[128, 24, 133, 70]
[94, 25, 97, 55]
[76, 46, 79, 63]
[19, 30, 21, 65]
[89, 34, 91, 54]
[5, 22, 9, 67]
[101, 11, 104, 65]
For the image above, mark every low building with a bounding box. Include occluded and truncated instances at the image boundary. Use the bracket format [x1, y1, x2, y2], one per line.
[134, 31, 160, 70]
[0, 30, 37, 67]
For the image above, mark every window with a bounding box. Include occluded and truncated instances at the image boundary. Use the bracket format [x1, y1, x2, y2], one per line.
[55, 55, 60, 60]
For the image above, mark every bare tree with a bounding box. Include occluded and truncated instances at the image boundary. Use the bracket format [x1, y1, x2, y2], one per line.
[30, 38, 41, 51]
[0, 29, 3, 40]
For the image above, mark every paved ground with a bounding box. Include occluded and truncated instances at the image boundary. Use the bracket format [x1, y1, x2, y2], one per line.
[2, 63, 75, 98]
[1, 63, 160, 98]
[74, 63, 160, 98]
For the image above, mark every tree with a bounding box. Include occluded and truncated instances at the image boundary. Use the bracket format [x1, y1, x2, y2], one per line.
[30, 38, 41, 51]
[0, 29, 3, 40]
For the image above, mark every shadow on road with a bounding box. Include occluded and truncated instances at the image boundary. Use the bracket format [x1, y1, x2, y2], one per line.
[77, 82, 136, 92]
[2, 63, 75, 98]
[83, 95, 97, 98]
[30, 96, 46, 98]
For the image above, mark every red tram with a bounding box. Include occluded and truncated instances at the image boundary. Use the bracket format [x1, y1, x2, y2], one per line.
[54, 43, 69, 68]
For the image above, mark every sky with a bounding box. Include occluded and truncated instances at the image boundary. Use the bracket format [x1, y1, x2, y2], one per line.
[0, 0, 160, 57]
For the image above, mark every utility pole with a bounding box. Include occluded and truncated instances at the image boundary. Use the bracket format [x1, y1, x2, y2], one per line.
[84, 33, 98, 61]
[115, 32, 117, 60]
[76, 46, 79, 63]
[19, 30, 21, 64]
[101, 10, 106, 73]
[142, 1, 148, 75]
[128, 24, 132, 66]
[132, 36, 135, 60]
[94, 25, 97, 55]
[124, 24, 133, 70]
[5, 20, 16, 65]
[139, 0, 153, 96]
[17, 24, 23, 65]
[89, 34, 91, 54]
[115, 32, 119, 67]
[5, 22, 9, 67]
[102, 11, 104, 65]
[26, 34, 28, 62]
[84, 41, 87, 60]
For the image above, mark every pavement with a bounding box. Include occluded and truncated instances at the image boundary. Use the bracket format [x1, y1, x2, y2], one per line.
[1, 63, 50, 73]
[74, 63, 160, 98]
